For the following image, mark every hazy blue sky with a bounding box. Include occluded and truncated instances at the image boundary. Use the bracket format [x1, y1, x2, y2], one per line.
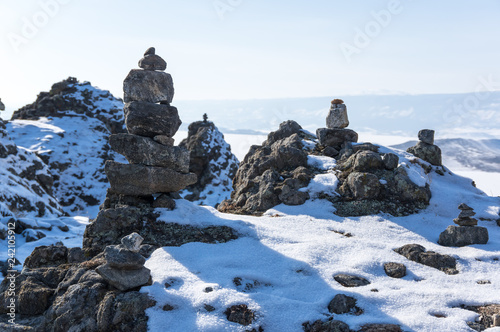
[1, 0, 500, 116]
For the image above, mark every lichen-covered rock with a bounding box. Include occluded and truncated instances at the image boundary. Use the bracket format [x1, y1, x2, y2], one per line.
[24, 245, 68, 269]
[123, 69, 174, 104]
[407, 141, 442, 166]
[394, 244, 458, 274]
[124, 101, 181, 138]
[383, 262, 406, 278]
[109, 133, 189, 172]
[418, 129, 435, 145]
[179, 119, 239, 206]
[105, 161, 197, 196]
[438, 225, 489, 247]
[317, 128, 358, 149]
[346, 172, 381, 200]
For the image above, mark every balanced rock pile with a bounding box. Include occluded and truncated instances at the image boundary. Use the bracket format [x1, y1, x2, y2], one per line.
[438, 203, 489, 247]
[105, 47, 197, 208]
[96, 232, 151, 291]
[407, 129, 442, 166]
[316, 99, 358, 156]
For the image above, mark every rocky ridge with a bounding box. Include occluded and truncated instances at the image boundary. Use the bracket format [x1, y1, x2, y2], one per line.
[219, 99, 435, 217]
[179, 115, 239, 207]
[7, 77, 126, 216]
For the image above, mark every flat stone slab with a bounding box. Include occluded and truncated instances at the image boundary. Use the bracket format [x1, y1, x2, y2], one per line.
[105, 161, 197, 196]
[438, 225, 489, 247]
[123, 69, 174, 103]
[104, 245, 145, 270]
[96, 263, 151, 291]
[333, 273, 370, 287]
[316, 128, 358, 148]
[109, 133, 189, 172]
[124, 101, 181, 138]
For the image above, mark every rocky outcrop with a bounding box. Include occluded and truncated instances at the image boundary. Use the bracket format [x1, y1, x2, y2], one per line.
[179, 117, 239, 206]
[7, 77, 126, 216]
[394, 244, 458, 275]
[0, 119, 64, 218]
[406, 129, 442, 166]
[438, 203, 489, 247]
[218, 120, 314, 215]
[219, 99, 432, 217]
[0, 244, 156, 332]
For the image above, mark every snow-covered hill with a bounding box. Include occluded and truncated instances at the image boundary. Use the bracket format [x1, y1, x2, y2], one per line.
[7, 78, 126, 217]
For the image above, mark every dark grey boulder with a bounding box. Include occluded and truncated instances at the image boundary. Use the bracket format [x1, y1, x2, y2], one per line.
[96, 264, 151, 291]
[104, 245, 145, 270]
[382, 153, 399, 170]
[438, 225, 489, 247]
[123, 69, 174, 103]
[121, 232, 144, 252]
[109, 133, 189, 172]
[124, 101, 181, 137]
[346, 172, 380, 200]
[394, 244, 458, 274]
[316, 128, 358, 149]
[105, 161, 197, 196]
[352, 151, 384, 172]
[265, 120, 303, 145]
[153, 135, 174, 146]
[24, 245, 68, 269]
[224, 304, 255, 326]
[328, 294, 358, 314]
[139, 54, 167, 71]
[407, 141, 442, 166]
[383, 262, 406, 278]
[418, 129, 435, 145]
[333, 274, 370, 287]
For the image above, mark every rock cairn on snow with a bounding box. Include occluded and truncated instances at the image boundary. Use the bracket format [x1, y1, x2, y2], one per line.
[406, 129, 442, 166]
[96, 232, 152, 291]
[316, 99, 358, 156]
[179, 115, 239, 207]
[438, 203, 489, 247]
[104, 47, 197, 209]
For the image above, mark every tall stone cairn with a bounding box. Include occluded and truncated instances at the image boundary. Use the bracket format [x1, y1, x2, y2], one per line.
[104, 47, 197, 208]
[316, 99, 358, 156]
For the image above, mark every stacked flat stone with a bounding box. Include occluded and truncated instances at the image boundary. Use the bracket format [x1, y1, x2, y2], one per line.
[406, 129, 442, 166]
[96, 233, 151, 291]
[105, 47, 197, 204]
[316, 99, 358, 154]
[438, 203, 489, 247]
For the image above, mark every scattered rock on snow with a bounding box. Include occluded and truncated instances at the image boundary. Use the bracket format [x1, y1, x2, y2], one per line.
[302, 319, 351, 332]
[333, 274, 371, 287]
[383, 262, 407, 278]
[224, 304, 255, 326]
[328, 294, 361, 315]
[394, 244, 458, 274]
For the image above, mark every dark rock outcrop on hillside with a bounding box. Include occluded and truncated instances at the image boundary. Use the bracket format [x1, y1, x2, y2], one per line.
[218, 120, 314, 215]
[394, 244, 458, 275]
[0, 119, 64, 218]
[7, 77, 126, 216]
[179, 117, 239, 206]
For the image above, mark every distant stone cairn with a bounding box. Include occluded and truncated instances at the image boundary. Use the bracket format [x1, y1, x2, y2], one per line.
[406, 129, 442, 166]
[438, 203, 489, 247]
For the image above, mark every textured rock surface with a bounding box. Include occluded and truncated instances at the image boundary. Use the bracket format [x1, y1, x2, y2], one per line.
[317, 128, 358, 149]
[394, 244, 458, 274]
[82, 206, 238, 257]
[359, 324, 402, 332]
[105, 161, 197, 196]
[96, 264, 150, 291]
[333, 274, 370, 287]
[383, 262, 407, 278]
[109, 133, 189, 172]
[224, 304, 255, 326]
[346, 172, 381, 200]
[124, 101, 181, 138]
[218, 120, 313, 215]
[326, 103, 349, 129]
[179, 119, 239, 206]
[328, 294, 359, 314]
[407, 141, 442, 166]
[123, 69, 174, 104]
[438, 225, 489, 247]
[103, 245, 145, 269]
[303, 319, 351, 332]
[418, 129, 435, 145]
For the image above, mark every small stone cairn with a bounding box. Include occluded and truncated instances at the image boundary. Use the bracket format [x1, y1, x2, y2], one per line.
[104, 47, 197, 208]
[316, 99, 358, 156]
[438, 203, 489, 247]
[406, 129, 442, 166]
[96, 232, 151, 291]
